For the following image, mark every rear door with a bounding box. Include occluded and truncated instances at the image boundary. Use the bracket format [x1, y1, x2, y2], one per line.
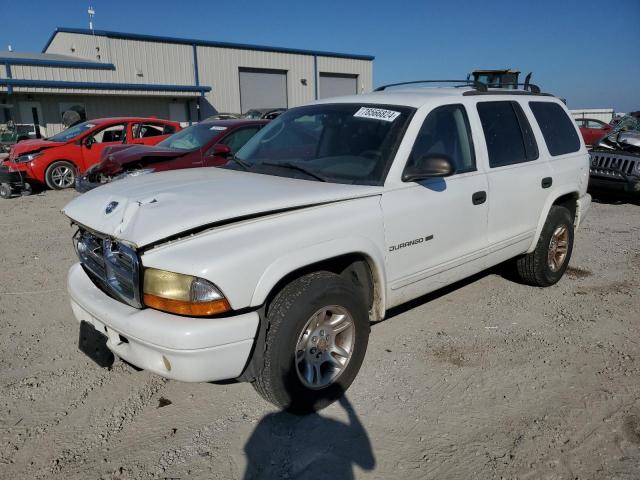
[81, 123, 127, 171]
[129, 122, 178, 146]
[476, 100, 551, 264]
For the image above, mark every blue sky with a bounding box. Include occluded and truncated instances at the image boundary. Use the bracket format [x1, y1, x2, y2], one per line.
[1, 0, 639, 112]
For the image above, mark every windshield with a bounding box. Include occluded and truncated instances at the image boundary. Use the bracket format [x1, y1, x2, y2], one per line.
[612, 115, 640, 133]
[157, 123, 222, 150]
[48, 121, 96, 142]
[230, 103, 414, 185]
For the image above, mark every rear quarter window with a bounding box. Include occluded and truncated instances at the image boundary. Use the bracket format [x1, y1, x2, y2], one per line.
[529, 102, 581, 156]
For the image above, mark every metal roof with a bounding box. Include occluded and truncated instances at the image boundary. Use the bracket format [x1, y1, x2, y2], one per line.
[0, 51, 115, 69]
[42, 27, 375, 61]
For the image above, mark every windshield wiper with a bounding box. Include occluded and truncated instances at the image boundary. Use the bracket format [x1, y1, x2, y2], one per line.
[228, 155, 251, 171]
[262, 161, 328, 182]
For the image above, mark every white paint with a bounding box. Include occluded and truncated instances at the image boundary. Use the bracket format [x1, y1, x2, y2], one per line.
[65, 87, 591, 383]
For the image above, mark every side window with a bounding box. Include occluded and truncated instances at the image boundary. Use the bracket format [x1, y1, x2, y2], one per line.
[406, 104, 476, 174]
[219, 127, 261, 153]
[132, 123, 169, 139]
[529, 102, 581, 156]
[92, 124, 125, 143]
[587, 120, 605, 129]
[477, 101, 538, 168]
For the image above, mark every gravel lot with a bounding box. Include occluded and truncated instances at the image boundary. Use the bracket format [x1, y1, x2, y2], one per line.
[0, 189, 639, 479]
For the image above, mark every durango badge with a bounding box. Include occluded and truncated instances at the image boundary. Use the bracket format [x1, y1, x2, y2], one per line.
[105, 201, 119, 214]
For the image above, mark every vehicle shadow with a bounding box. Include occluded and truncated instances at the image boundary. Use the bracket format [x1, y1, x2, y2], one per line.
[378, 261, 517, 324]
[243, 388, 375, 479]
[589, 189, 640, 206]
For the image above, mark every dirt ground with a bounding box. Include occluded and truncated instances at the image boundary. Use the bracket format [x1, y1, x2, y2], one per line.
[0, 189, 639, 480]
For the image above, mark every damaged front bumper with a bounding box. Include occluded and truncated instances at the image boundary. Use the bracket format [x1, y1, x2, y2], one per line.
[589, 151, 640, 194]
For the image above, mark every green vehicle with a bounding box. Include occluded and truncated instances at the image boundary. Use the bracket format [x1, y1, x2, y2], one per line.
[0, 122, 36, 154]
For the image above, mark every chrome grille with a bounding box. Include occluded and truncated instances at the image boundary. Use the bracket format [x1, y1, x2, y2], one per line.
[590, 152, 638, 179]
[74, 229, 142, 308]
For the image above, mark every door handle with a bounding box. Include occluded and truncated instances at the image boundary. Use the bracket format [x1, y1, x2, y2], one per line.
[541, 177, 553, 188]
[472, 191, 487, 205]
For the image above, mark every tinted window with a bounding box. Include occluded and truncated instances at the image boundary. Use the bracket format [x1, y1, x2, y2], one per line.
[92, 124, 125, 144]
[219, 127, 261, 153]
[477, 101, 538, 168]
[529, 102, 581, 156]
[406, 104, 475, 175]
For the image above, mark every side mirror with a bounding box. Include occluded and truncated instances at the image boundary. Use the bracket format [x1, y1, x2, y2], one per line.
[85, 136, 95, 148]
[402, 155, 454, 182]
[210, 143, 231, 157]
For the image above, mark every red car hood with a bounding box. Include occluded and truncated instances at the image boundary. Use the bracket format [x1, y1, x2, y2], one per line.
[10, 138, 65, 158]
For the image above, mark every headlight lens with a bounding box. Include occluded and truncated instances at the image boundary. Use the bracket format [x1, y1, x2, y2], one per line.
[16, 151, 43, 163]
[143, 268, 231, 316]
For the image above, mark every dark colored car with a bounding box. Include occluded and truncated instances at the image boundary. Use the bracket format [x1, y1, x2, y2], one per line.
[75, 119, 267, 192]
[243, 108, 287, 120]
[574, 118, 612, 147]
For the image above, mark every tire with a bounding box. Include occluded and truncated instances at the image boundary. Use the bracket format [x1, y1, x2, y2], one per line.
[45, 161, 76, 190]
[516, 205, 574, 287]
[252, 271, 370, 414]
[20, 182, 33, 196]
[0, 182, 12, 199]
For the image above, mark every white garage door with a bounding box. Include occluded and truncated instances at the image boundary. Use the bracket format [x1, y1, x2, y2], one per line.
[319, 73, 358, 99]
[239, 68, 288, 114]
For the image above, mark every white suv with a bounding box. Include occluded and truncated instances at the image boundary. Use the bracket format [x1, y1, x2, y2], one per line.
[64, 82, 591, 412]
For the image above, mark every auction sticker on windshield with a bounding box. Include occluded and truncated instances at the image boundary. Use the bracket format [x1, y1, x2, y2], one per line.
[354, 107, 401, 122]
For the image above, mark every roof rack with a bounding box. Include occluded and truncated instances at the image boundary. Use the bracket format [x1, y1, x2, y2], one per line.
[374, 80, 487, 92]
[374, 79, 545, 95]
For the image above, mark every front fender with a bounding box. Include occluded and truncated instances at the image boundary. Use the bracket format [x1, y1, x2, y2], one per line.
[251, 236, 387, 320]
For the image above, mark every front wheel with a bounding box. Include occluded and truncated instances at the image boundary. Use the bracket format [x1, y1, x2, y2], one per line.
[252, 271, 370, 413]
[45, 161, 76, 190]
[516, 205, 574, 286]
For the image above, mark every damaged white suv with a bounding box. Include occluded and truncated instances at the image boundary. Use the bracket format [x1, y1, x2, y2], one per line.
[64, 82, 591, 412]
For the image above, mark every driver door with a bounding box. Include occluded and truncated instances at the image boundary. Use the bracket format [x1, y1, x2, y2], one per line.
[81, 123, 126, 171]
[382, 104, 489, 307]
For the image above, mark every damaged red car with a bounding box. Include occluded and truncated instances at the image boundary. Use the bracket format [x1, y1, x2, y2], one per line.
[75, 119, 267, 192]
[0, 117, 180, 197]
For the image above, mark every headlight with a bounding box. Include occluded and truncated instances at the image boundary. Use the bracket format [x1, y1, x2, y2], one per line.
[143, 268, 231, 316]
[16, 152, 43, 163]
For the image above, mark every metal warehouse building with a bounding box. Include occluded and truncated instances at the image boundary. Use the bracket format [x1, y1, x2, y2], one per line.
[0, 27, 374, 136]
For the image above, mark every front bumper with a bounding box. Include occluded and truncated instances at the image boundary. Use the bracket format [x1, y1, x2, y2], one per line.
[67, 263, 259, 382]
[588, 173, 640, 193]
[0, 165, 28, 187]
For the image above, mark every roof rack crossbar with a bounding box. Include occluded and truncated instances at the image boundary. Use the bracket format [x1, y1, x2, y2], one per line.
[374, 79, 487, 92]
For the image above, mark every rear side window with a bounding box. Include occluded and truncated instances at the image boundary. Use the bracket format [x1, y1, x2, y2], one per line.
[477, 101, 538, 168]
[529, 102, 581, 156]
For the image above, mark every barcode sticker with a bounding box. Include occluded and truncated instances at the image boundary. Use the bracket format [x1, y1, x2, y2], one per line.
[353, 107, 401, 122]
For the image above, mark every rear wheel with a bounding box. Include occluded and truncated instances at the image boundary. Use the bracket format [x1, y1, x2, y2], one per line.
[252, 271, 370, 413]
[45, 161, 76, 190]
[516, 205, 574, 286]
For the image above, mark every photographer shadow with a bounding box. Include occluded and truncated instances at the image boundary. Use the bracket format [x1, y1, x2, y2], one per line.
[243, 391, 375, 479]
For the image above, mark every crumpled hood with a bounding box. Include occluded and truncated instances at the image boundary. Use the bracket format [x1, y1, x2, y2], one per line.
[104, 144, 187, 165]
[10, 139, 63, 157]
[63, 167, 382, 248]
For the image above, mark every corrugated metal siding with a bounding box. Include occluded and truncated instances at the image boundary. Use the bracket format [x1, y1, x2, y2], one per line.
[8, 94, 174, 135]
[197, 46, 315, 113]
[570, 108, 614, 123]
[316, 56, 372, 95]
[43, 32, 195, 86]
